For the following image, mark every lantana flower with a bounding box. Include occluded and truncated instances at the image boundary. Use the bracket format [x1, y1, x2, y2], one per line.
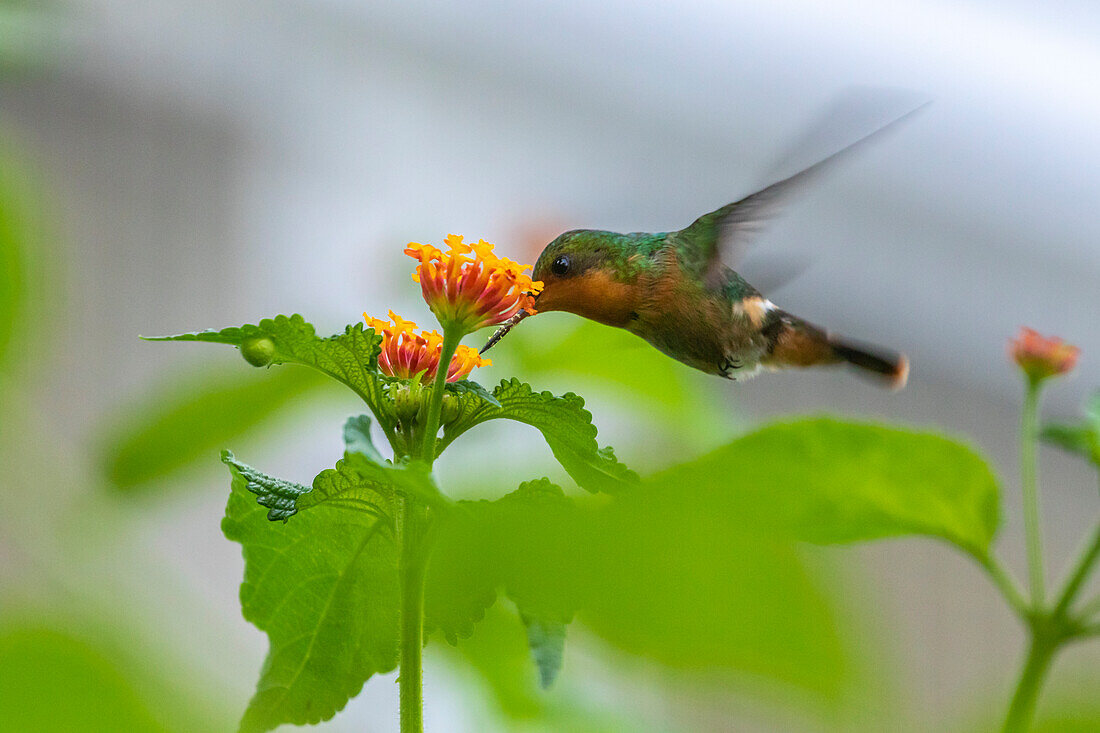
[405, 234, 543, 334]
[1010, 327, 1079, 383]
[365, 310, 490, 382]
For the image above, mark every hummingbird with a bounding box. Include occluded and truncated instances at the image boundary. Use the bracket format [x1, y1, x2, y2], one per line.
[482, 107, 918, 389]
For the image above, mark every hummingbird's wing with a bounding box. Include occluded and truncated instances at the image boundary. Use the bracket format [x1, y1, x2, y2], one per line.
[678, 99, 929, 290]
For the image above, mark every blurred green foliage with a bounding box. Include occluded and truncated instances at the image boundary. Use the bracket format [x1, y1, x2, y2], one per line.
[0, 627, 169, 733]
[0, 141, 45, 372]
[1042, 391, 1100, 469]
[0, 620, 233, 733]
[652, 418, 1000, 553]
[101, 365, 329, 490]
[0, 162, 24, 368]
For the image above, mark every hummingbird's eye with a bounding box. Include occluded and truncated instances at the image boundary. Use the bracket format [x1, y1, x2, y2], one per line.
[551, 255, 571, 276]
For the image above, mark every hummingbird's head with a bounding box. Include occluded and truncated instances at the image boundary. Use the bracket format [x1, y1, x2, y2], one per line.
[530, 230, 638, 327]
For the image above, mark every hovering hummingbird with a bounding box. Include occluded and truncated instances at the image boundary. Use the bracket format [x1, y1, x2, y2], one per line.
[482, 106, 920, 389]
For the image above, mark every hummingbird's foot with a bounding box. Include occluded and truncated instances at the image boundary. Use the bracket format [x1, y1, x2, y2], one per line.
[719, 357, 743, 379]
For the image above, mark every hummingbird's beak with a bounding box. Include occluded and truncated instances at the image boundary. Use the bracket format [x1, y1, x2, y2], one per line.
[479, 293, 539, 355]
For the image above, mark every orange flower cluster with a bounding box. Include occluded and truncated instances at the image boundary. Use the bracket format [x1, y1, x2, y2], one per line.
[1010, 327, 1079, 383]
[365, 311, 490, 383]
[405, 234, 543, 334]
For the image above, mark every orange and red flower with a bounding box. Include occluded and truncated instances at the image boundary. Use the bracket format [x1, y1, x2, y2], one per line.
[1010, 327, 1079, 383]
[366, 310, 490, 382]
[405, 234, 543, 334]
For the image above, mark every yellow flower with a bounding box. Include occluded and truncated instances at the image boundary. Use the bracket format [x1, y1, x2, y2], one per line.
[405, 234, 543, 334]
[1010, 327, 1079, 383]
[365, 310, 490, 382]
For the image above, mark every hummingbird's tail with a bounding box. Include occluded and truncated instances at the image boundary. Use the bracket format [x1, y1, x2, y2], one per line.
[763, 314, 909, 390]
[827, 335, 909, 390]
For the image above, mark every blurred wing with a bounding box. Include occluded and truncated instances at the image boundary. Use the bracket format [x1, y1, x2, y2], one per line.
[679, 95, 929, 289]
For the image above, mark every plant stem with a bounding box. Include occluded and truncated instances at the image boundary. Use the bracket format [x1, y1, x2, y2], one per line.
[398, 326, 462, 731]
[973, 551, 1030, 620]
[1020, 379, 1045, 607]
[1002, 633, 1058, 733]
[398, 497, 428, 733]
[1051, 523, 1100, 620]
[419, 326, 463, 465]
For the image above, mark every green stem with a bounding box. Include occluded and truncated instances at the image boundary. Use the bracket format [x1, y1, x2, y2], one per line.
[1051, 522, 1100, 620]
[397, 325, 461, 731]
[1020, 379, 1046, 607]
[419, 326, 463, 465]
[973, 551, 1030, 620]
[1002, 634, 1058, 733]
[398, 498, 428, 733]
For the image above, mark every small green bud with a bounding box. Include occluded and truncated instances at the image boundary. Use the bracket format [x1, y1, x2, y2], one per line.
[439, 394, 461, 425]
[240, 336, 276, 367]
[393, 384, 421, 424]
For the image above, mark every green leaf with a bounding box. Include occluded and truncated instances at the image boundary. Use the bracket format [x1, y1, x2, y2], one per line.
[426, 475, 843, 696]
[1041, 424, 1100, 465]
[145, 316, 396, 443]
[439, 378, 638, 494]
[652, 417, 1000, 554]
[1042, 391, 1100, 467]
[439, 606, 648, 731]
[521, 616, 566, 690]
[222, 457, 398, 733]
[221, 450, 312, 522]
[424, 479, 578, 647]
[581, 490, 846, 694]
[430, 470, 848, 693]
[303, 458, 397, 517]
[102, 366, 329, 490]
[446, 378, 501, 407]
[0, 627, 176, 733]
[342, 414, 385, 464]
[0, 165, 25, 370]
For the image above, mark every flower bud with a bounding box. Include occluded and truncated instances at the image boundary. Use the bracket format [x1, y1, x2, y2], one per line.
[439, 394, 461, 425]
[1010, 327, 1079, 384]
[240, 336, 276, 367]
[393, 383, 422, 424]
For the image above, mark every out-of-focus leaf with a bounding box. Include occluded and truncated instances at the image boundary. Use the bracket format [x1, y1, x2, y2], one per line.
[102, 365, 328, 490]
[1042, 391, 1100, 467]
[496, 318, 715, 413]
[445, 606, 649, 732]
[581, 486, 846, 694]
[439, 378, 638, 494]
[0, 626, 172, 733]
[222, 456, 398, 733]
[1041, 424, 1100, 466]
[425, 478, 580, 646]
[652, 417, 1000, 555]
[427, 475, 845, 697]
[0, 145, 30, 370]
[342, 414, 385, 464]
[446, 605, 547, 720]
[522, 616, 566, 689]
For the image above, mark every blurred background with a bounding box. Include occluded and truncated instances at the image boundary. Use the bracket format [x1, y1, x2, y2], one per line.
[1, 0, 1098, 730]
